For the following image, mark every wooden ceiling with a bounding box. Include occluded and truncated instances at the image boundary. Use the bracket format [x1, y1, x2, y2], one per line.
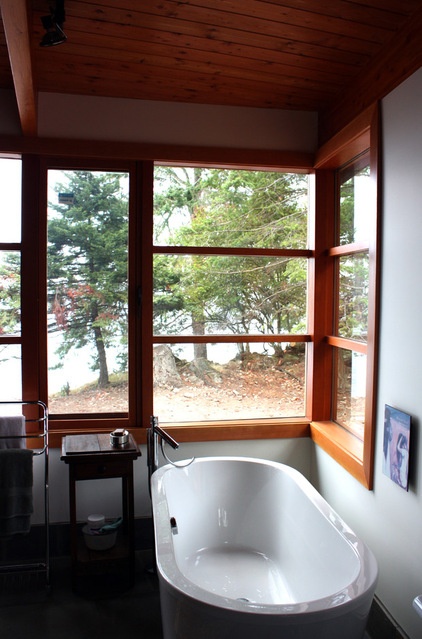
[0, 0, 421, 141]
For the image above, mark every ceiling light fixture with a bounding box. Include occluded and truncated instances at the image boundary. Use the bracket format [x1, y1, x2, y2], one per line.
[40, 0, 67, 47]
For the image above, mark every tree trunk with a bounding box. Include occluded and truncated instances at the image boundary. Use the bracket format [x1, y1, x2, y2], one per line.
[192, 314, 207, 359]
[94, 325, 109, 387]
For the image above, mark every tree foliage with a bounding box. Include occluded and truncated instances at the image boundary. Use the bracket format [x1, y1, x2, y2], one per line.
[47, 171, 128, 387]
[337, 166, 370, 339]
[153, 167, 309, 357]
[0, 252, 20, 336]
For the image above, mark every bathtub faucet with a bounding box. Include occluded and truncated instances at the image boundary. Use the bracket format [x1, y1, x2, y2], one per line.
[152, 415, 180, 451]
[148, 416, 195, 476]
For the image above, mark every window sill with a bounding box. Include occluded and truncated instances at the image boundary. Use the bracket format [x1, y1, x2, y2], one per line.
[49, 419, 371, 490]
[48, 418, 310, 448]
[310, 420, 370, 488]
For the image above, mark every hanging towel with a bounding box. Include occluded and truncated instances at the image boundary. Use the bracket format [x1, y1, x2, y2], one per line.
[0, 416, 26, 449]
[0, 449, 33, 537]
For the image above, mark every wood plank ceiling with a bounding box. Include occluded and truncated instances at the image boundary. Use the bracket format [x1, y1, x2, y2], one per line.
[0, 0, 421, 141]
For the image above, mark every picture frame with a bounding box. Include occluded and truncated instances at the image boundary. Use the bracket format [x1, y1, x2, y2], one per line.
[382, 404, 411, 490]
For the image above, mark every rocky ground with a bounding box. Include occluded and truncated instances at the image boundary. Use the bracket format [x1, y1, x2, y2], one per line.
[49, 352, 306, 421]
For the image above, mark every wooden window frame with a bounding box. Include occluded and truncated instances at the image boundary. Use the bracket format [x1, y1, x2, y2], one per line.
[310, 104, 380, 489]
[13, 120, 379, 489]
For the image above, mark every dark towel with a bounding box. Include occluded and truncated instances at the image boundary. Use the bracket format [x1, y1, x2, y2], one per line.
[0, 449, 33, 537]
[0, 416, 26, 449]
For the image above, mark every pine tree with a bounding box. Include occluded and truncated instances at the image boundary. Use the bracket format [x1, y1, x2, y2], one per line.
[47, 171, 128, 388]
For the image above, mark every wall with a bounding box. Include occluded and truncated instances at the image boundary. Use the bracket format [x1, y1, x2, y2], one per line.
[312, 68, 422, 639]
[37, 92, 318, 151]
[38, 438, 312, 526]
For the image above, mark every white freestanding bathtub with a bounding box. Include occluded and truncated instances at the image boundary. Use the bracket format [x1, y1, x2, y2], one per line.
[151, 457, 378, 639]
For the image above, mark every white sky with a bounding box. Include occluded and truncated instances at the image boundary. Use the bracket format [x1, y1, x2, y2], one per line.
[0, 158, 21, 243]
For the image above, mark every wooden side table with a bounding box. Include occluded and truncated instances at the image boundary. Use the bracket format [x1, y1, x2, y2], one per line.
[61, 433, 141, 596]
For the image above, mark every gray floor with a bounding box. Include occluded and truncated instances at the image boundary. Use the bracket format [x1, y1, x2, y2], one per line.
[0, 553, 374, 639]
[0, 551, 163, 639]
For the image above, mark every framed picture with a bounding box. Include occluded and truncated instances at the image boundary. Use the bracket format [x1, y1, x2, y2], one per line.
[382, 405, 411, 490]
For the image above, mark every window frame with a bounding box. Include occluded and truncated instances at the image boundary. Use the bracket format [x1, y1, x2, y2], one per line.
[12, 111, 378, 489]
[22, 156, 143, 433]
[311, 104, 380, 489]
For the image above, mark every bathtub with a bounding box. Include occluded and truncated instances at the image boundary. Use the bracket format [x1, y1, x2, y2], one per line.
[151, 456, 378, 639]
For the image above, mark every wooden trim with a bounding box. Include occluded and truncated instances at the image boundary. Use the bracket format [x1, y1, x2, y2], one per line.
[153, 334, 310, 344]
[127, 161, 139, 426]
[315, 105, 374, 169]
[47, 419, 311, 448]
[328, 242, 368, 257]
[319, 7, 422, 143]
[139, 161, 154, 426]
[0, 1, 37, 136]
[153, 245, 312, 258]
[310, 421, 369, 488]
[362, 105, 381, 488]
[307, 170, 335, 421]
[0, 336, 21, 345]
[21, 155, 43, 402]
[326, 336, 367, 355]
[0, 135, 314, 169]
[0, 243, 21, 251]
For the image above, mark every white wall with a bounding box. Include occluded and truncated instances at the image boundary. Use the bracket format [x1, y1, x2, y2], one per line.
[38, 437, 312, 524]
[37, 92, 318, 151]
[312, 68, 422, 639]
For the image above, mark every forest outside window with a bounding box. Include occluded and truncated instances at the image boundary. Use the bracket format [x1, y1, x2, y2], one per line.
[46, 169, 130, 415]
[39, 162, 311, 427]
[152, 167, 311, 423]
[333, 159, 370, 439]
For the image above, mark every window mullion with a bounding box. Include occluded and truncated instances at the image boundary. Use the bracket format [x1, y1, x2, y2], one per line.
[307, 170, 335, 421]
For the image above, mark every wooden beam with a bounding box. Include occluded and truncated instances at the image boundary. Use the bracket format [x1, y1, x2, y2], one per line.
[1, 0, 37, 136]
[319, 6, 422, 144]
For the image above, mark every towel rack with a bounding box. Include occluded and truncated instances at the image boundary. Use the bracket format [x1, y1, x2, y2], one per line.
[0, 400, 49, 588]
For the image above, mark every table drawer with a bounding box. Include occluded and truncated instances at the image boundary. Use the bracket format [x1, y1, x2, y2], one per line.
[71, 459, 133, 480]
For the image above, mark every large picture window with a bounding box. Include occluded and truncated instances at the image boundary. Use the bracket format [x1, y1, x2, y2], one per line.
[152, 166, 310, 423]
[11, 105, 378, 488]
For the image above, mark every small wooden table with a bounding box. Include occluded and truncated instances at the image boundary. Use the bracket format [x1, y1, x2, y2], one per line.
[61, 433, 141, 596]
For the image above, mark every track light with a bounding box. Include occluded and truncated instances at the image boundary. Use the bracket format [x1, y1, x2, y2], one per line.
[40, 1, 67, 47]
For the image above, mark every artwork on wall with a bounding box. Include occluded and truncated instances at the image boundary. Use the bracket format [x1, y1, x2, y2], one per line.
[382, 404, 411, 491]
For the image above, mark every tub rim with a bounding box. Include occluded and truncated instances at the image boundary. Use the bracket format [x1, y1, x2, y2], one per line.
[151, 456, 378, 616]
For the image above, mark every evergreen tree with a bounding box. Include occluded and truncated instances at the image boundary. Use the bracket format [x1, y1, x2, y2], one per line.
[47, 171, 128, 388]
[0, 252, 20, 336]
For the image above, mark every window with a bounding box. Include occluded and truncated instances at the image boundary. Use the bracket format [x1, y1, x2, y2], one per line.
[46, 169, 130, 415]
[332, 159, 370, 439]
[152, 166, 310, 422]
[13, 108, 378, 488]
[311, 104, 379, 488]
[0, 158, 23, 401]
